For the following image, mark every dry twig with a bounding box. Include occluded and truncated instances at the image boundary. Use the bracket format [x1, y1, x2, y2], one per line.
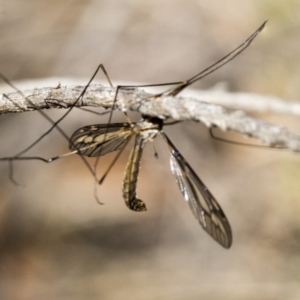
[1, 84, 300, 152]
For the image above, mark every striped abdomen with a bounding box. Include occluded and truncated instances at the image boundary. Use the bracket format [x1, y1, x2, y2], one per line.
[122, 134, 147, 212]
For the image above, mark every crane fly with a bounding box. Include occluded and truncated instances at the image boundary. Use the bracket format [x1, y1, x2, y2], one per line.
[67, 116, 232, 248]
[0, 21, 267, 248]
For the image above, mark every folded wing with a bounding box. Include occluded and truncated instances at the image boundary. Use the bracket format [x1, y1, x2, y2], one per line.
[69, 123, 133, 157]
[161, 132, 232, 248]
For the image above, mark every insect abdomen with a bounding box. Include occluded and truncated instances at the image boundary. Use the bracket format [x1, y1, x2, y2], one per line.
[122, 134, 147, 212]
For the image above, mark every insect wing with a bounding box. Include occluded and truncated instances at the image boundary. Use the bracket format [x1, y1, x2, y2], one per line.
[69, 123, 133, 157]
[161, 133, 232, 248]
[170, 154, 232, 248]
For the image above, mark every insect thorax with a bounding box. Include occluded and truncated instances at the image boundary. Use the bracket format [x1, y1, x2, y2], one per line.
[134, 116, 163, 140]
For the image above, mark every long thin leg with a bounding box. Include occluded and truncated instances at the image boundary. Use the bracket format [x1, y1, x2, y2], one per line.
[209, 127, 284, 149]
[90, 80, 179, 184]
[92, 136, 132, 204]
[98, 21, 266, 117]
[1, 64, 113, 158]
[0, 64, 114, 183]
[0, 78, 70, 142]
[1, 75, 75, 183]
[16, 64, 104, 157]
[0, 149, 78, 163]
[160, 21, 267, 97]
[98, 134, 132, 184]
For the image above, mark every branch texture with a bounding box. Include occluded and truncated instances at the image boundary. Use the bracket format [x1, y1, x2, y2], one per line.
[1, 84, 300, 152]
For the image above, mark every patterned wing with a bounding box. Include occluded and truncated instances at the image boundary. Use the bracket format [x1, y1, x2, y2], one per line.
[161, 132, 232, 248]
[69, 123, 133, 157]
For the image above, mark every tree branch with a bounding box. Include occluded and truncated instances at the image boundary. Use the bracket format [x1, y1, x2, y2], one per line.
[186, 90, 300, 116]
[1, 84, 300, 152]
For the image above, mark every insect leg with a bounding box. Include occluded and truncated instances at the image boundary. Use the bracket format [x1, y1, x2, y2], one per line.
[160, 21, 267, 97]
[94, 136, 132, 205]
[98, 137, 132, 184]
[209, 127, 284, 149]
[0, 64, 118, 183]
[93, 21, 267, 202]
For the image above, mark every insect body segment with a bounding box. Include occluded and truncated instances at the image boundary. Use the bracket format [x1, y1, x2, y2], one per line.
[69, 118, 162, 212]
[122, 119, 161, 212]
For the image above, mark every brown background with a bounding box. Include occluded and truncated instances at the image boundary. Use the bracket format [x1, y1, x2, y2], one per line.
[0, 1, 300, 299]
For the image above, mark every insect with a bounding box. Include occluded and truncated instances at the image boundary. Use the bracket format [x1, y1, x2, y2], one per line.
[0, 21, 267, 248]
[66, 116, 232, 247]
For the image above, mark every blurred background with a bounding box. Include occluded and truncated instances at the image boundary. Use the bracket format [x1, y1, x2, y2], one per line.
[0, 0, 300, 299]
